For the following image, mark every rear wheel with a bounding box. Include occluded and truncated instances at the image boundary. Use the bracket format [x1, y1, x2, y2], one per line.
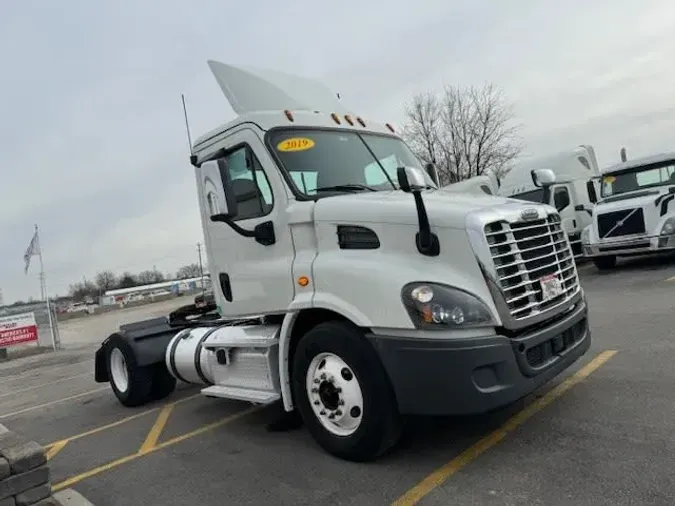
[150, 363, 177, 401]
[291, 320, 402, 462]
[592, 255, 617, 271]
[106, 334, 154, 407]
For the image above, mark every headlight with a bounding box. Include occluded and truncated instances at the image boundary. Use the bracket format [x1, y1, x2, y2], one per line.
[581, 226, 591, 244]
[660, 217, 675, 235]
[401, 282, 495, 330]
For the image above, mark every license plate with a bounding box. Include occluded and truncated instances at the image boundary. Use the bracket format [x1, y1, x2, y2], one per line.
[540, 274, 563, 301]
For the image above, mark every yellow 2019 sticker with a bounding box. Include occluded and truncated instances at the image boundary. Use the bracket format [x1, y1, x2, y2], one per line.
[277, 137, 315, 152]
[602, 175, 616, 184]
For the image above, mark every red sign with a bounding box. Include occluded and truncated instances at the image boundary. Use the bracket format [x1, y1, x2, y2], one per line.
[0, 312, 38, 347]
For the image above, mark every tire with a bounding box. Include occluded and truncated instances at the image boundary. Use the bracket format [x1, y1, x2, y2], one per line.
[150, 363, 177, 401]
[106, 334, 154, 407]
[592, 255, 617, 271]
[291, 320, 403, 462]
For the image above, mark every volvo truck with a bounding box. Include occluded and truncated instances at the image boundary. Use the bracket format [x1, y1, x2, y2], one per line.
[93, 60, 591, 462]
[581, 152, 675, 269]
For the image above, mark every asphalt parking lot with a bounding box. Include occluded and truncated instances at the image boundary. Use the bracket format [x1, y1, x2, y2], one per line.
[1, 255, 675, 506]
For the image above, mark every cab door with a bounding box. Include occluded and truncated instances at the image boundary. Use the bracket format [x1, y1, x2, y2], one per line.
[549, 184, 580, 252]
[197, 127, 296, 317]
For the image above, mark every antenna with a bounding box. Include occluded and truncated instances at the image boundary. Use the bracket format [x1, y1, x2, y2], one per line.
[181, 94, 197, 165]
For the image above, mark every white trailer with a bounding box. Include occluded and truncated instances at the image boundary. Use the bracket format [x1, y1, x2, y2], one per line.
[94, 60, 591, 462]
[581, 152, 675, 269]
[498, 146, 601, 257]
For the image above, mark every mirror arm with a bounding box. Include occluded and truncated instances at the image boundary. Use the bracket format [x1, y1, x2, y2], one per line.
[210, 215, 276, 246]
[210, 214, 256, 237]
[412, 191, 440, 256]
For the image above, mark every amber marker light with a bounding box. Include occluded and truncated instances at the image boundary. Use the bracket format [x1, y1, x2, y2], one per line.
[297, 276, 310, 287]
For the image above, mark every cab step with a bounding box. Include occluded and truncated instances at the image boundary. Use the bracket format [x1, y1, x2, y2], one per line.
[201, 385, 281, 404]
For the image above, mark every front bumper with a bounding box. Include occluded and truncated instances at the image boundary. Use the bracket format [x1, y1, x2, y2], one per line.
[367, 297, 590, 416]
[582, 233, 675, 257]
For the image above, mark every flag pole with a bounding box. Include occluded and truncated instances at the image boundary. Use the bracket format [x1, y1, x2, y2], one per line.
[35, 224, 57, 351]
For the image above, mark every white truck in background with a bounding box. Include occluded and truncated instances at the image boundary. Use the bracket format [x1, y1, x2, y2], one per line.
[441, 173, 500, 196]
[497, 146, 601, 257]
[581, 152, 675, 269]
[93, 60, 591, 462]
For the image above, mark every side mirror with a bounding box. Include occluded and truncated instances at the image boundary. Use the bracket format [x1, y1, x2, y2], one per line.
[530, 168, 556, 188]
[397, 166, 427, 193]
[424, 162, 440, 187]
[586, 180, 598, 204]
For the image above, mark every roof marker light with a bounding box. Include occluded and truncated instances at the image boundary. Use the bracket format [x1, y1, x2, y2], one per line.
[356, 117, 366, 127]
[331, 113, 341, 124]
[385, 123, 395, 133]
[284, 110, 294, 122]
[344, 115, 354, 126]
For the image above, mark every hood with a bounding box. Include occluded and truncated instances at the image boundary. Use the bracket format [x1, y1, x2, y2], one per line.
[313, 189, 543, 229]
[595, 189, 669, 214]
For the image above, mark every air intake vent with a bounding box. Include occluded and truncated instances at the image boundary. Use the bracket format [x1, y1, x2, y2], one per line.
[336, 225, 380, 250]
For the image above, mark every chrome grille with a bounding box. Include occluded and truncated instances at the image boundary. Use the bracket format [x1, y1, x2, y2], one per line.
[484, 214, 580, 320]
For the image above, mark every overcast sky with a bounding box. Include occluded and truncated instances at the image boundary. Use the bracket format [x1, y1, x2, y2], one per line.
[1, 0, 674, 303]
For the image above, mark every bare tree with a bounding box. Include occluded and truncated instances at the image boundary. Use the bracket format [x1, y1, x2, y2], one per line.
[402, 83, 522, 184]
[176, 263, 201, 280]
[95, 270, 118, 292]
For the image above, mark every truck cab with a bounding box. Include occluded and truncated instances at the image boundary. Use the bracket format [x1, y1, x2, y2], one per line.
[94, 60, 591, 462]
[581, 152, 675, 269]
[498, 146, 601, 257]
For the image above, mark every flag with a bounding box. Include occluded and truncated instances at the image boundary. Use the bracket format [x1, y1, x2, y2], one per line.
[24, 227, 40, 274]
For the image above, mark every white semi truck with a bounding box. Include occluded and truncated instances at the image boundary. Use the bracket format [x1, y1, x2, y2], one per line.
[581, 152, 675, 270]
[498, 146, 601, 257]
[94, 60, 591, 462]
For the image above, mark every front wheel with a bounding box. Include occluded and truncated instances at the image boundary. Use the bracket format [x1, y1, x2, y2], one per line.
[291, 321, 402, 462]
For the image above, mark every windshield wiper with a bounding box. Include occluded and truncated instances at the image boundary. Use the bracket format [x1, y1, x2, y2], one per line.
[315, 184, 378, 193]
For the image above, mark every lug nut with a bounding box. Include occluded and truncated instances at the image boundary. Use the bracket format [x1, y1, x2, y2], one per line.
[336, 387, 342, 393]
[314, 378, 319, 384]
[320, 373, 327, 380]
[350, 406, 361, 418]
[311, 388, 318, 393]
[339, 399, 345, 406]
[335, 410, 342, 416]
[314, 401, 320, 406]
[328, 413, 335, 419]
[320, 410, 326, 416]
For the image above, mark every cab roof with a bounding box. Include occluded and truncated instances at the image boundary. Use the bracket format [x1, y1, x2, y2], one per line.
[193, 60, 399, 150]
[602, 151, 675, 175]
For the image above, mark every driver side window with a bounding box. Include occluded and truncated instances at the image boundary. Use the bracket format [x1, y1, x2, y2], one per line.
[553, 187, 571, 212]
[223, 145, 274, 221]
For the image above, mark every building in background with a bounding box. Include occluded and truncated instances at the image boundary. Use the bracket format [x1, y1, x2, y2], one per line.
[102, 275, 211, 305]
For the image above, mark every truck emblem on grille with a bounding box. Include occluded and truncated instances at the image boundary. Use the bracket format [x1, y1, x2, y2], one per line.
[520, 208, 539, 221]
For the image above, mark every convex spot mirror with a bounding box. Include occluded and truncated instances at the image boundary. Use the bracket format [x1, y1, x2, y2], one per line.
[397, 166, 427, 193]
[531, 168, 556, 187]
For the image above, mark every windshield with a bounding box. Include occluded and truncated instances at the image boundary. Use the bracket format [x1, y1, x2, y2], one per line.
[601, 161, 675, 198]
[267, 128, 435, 197]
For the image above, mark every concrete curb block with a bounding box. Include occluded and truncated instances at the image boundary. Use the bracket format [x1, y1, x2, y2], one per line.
[0, 424, 95, 506]
[52, 490, 94, 506]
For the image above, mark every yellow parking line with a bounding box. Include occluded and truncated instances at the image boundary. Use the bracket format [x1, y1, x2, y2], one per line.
[138, 404, 175, 454]
[52, 405, 263, 492]
[0, 388, 108, 420]
[391, 349, 618, 506]
[42, 393, 202, 450]
[46, 440, 68, 460]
